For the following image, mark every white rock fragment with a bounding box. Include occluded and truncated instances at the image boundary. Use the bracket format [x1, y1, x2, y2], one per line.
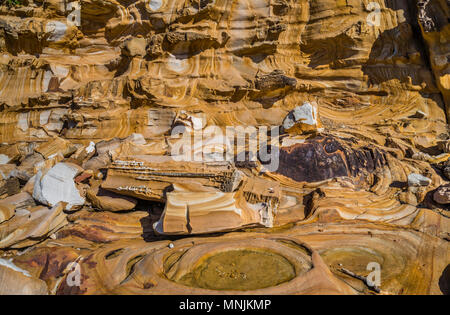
[168, 243, 174, 249]
[45, 21, 68, 42]
[282, 102, 322, 134]
[148, 0, 163, 11]
[0, 154, 10, 165]
[32, 162, 85, 211]
[413, 110, 426, 119]
[86, 141, 96, 154]
[407, 173, 431, 187]
[18, 112, 29, 132]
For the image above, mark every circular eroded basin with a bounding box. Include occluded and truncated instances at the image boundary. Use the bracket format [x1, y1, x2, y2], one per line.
[173, 249, 296, 291]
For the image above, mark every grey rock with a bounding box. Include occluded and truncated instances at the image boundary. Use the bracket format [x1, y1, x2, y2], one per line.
[407, 173, 431, 187]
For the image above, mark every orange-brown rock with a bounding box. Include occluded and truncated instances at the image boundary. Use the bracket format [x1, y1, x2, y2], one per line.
[102, 157, 243, 201]
[0, 0, 448, 296]
[0, 261, 48, 295]
[87, 183, 138, 212]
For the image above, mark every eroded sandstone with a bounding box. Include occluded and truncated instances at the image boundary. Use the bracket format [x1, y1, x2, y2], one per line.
[0, 0, 448, 296]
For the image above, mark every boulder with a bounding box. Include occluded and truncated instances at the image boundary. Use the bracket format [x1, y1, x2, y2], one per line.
[154, 178, 279, 235]
[32, 163, 85, 211]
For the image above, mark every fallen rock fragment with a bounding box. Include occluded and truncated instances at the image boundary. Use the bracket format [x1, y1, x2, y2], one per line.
[0, 164, 16, 179]
[35, 137, 77, 159]
[56, 209, 151, 243]
[407, 173, 432, 187]
[87, 184, 137, 212]
[412, 151, 450, 164]
[154, 189, 263, 235]
[74, 170, 93, 184]
[433, 184, 450, 205]
[82, 134, 148, 171]
[282, 102, 322, 135]
[69, 142, 96, 165]
[33, 163, 85, 211]
[0, 204, 14, 223]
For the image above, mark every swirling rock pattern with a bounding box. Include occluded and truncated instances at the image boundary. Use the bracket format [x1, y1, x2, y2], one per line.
[0, 0, 448, 295]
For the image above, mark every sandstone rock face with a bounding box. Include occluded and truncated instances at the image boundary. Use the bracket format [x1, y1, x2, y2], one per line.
[0, 0, 448, 296]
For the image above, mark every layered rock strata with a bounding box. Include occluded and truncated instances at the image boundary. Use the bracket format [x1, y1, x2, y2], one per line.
[0, 0, 448, 295]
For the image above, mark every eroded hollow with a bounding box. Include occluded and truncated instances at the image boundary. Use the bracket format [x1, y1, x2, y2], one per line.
[172, 249, 297, 291]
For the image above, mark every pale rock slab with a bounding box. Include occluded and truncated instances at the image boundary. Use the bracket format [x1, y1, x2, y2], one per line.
[282, 102, 322, 135]
[0, 154, 10, 165]
[407, 173, 432, 187]
[33, 162, 85, 210]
